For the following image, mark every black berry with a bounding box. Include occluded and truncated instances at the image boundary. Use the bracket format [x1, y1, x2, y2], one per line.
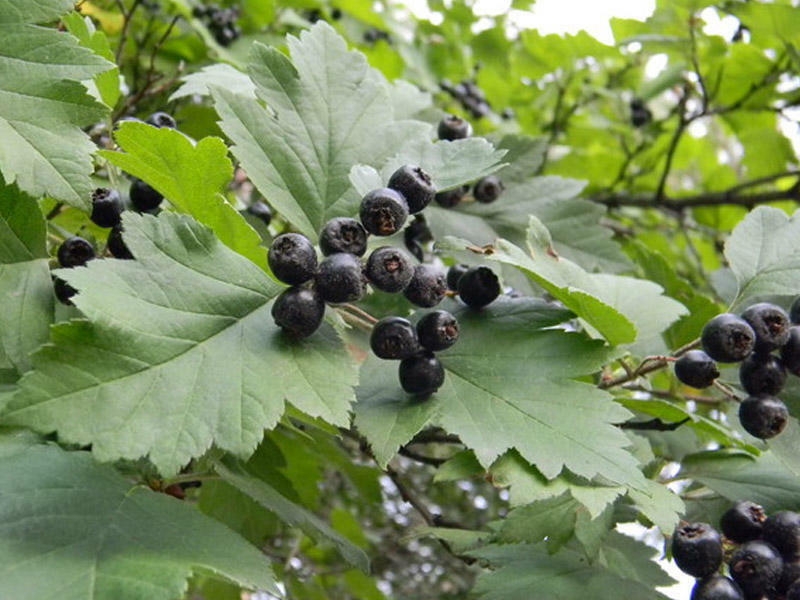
[728, 540, 784, 599]
[370, 317, 421, 360]
[404, 215, 433, 262]
[145, 111, 177, 129]
[738, 353, 787, 396]
[271, 285, 325, 339]
[247, 200, 272, 225]
[457, 266, 500, 308]
[107, 224, 133, 259]
[672, 522, 724, 578]
[764, 511, 800, 559]
[403, 264, 447, 308]
[53, 277, 77, 305]
[399, 352, 445, 396]
[473, 175, 504, 204]
[268, 233, 318, 285]
[701, 314, 756, 363]
[90, 187, 123, 228]
[437, 114, 472, 141]
[446, 263, 470, 291]
[365, 246, 414, 293]
[789, 580, 800, 600]
[416, 310, 459, 352]
[631, 107, 653, 128]
[129, 178, 164, 212]
[388, 165, 436, 214]
[319, 217, 368, 257]
[738, 395, 789, 439]
[360, 188, 409, 236]
[720, 501, 766, 544]
[435, 185, 468, 208]
[315, 253, 366, 303]
[781, 326, 800, 376]
[674, 350, 720, 389]
[777, 559, 800, 597]
[690, 575, 744, 600]
[789, 297, 800, 324]
[57, 236, 95, 268]
[741, 302, 791, 353]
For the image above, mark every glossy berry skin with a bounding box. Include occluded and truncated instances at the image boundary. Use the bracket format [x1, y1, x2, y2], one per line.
[319, 217, 368, 257]
[107, 225, 133, 259]
[129, 178, 164, 212]
[738, 353, 787, 396]
[388, 165, 436, 214]
[360, 188, 409, 236]
[315, 253, 366, 304]
[403, 264, 447, 308]
[404, 215, 433, 262]
[701, 313, 756, 363]
[741, 302, 791, 354]
[268, 233, 318, 285]
[437, 115, 472, 141]
[90, 187, 123, 228]
[720, 501, 766, 544]
[53, 277, 77, 305]
[145, 111, 177, 129]
[365, 246, 414, 293]
[781, 326, 800, 376]
[435, 185, 468, 208]
[690, 575, 744, 600]
[271, 285, 325, 339]
[674, 350, 720, 389]
[672, 522, 724, 578]
[446, 263, 470, 291]
[763, 511, 800, 559]
[370, 317, 421, 360]
[777, 559, 800, 597]
[246, 200, 272, 225]
[738, 394, 789, 439]
[416, 310, 459, 352]
[473, 175, 504, 204]
[728, 540, 784, 599]
[457, 266, 501, 308]
[57, 236, 95, 268]
[399, 352, 445, 396]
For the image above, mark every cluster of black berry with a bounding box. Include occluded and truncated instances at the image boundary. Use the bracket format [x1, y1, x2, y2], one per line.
[439, 79, 491, 119]
[192, 4, 241, 47]
[673, 301, 799, 440]
[673, 501, 800, 599]
[630, 98, 653, 128]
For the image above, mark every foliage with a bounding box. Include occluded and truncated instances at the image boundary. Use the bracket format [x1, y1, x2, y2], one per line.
[1, 0, 800, 598]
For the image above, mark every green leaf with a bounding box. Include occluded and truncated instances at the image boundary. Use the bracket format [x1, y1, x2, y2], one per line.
[171, 64, 256, 100]
[354, 297, 649, 493]
[215, 460, 370, 573]
[61, 12, 121, 109]
[725, 207, 800, 310]
[212, 22, 430, 239]
[0, 0, 74, 24]
[0, 183, 53, 374]
[4, 213, 357, 475]
[0, 443, 277, 599]
[0, 10, 113, 207]
[100, 123, 268, 271]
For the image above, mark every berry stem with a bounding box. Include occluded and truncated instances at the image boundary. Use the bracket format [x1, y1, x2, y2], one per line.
[598, 338, 700, 389]
[340, 303, 379, 325]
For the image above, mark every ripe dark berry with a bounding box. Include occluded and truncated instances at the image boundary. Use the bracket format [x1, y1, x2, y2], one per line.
[457, 266, 500, 308]
[781, 326, 800, 376]
[129, 178, 164, 212]
[790, 297, 800, 324]
[416, 310, 459, 352]
[720, 501, 766, 544]
[763, 511, 800, 559]
[247, 200, 272, 226]
[403, 264, 447, 308]
[739, 353, 787, 396]
[738, 394, 789, 439]
[672, 522, 724, 578]
[741, 302, 791, 353]
[388, 165, 436, 214]
[437, 114, 472, 141]
[53, 277, 77, 305]
[365, 246, 414, 293]
[434, 185, 468, 208]
[728, 540, 784, 599]
[446, 263, 470, 291]
[690, 575, 744, 600]
[404, 215, 432, 262]
[107, 224, 133, 259]
[399, 352, 445, 396]
[631, 107, 653, 128]
[701, 314, 756, 363]
[315, 253, 366, 303]
[777, 559, 800, 597]
[271, 285, 325, 339]
[360, 188, 409, 236]
[319, 217, 368, 257]
[145, 111, 177, 129]
[674, 350, 720, 389]
[57, 236, 95, 268]
[90, 187, 123, 228]
[268, 233, 318, 285]
[473, 175, 504, 204]
[370, 317, 421, 360]
[789, 580, 800, 600]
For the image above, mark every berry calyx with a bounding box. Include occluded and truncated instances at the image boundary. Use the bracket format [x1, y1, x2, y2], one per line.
[90, 187, 124, 228]
[738, 395, 789, 439]
[403, 264, 448, 308]
[129, 178, 164, 212]
[763, 511, 800, 559]
[437, 115, 472, 141]
[271, 285, 325, 339]
[672, 521, 724, 578]
[738, 353, 787, 396]
[720, 500, 766, 544]
[319, 217, 368, 257]
[388, 165, 436, 214]
[268, 233, 318, 285]
[690, 575, 744, 600]
[365, 246, 414, 293]
[741, 302, 791, 353]
[57, 236, 95, 268]
[360, 188, 409, 236]
[701, 314, 756, 363]
[145, 111, 177, 129]
[370, 317, 421, 360]
[728, 540, 784, 599]
[457, 266, 500, 308]
[416, 310, 459, 352]
[399, 352, 445, 396]
[674, 350, 720, 389]
[473, 175, 504, 204]
[315, 253, 366, 303]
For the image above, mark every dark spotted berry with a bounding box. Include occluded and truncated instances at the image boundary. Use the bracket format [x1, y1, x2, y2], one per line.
[763, 511, 800, 559]
[674, 350, 719, 389]
[728, 540, 784, 599]
[370, 317, 421, 360]
[57, 236, 95, 268]
[437, 114, 472, 141]
[741, 302, 791, 353]
[319, 217, 368, 257]
[720, 501, 766, 544]
[446, 264, 470, 291]
[271, 285, 325, 339]
[404, 215, 432, 262]
[738, 395, 789, 439]
[399, 352, 445, 396]
[739, 353, 787, 396]
[781, 326, 800, 376]
[268, 233, 318, 285]
[403, 264, 447, 308]
[690, 575, 744, 600]
[315, 253, 366, 303]
[388, 165, 436, 214]
[365, 246, 414, 293]
[416, 310, 459, 352]
[129, 178, 164, 212]
[701, 314, 756, 363]
[457, 266, 500, 308]
[672, 522, 724, 578]
[90, 188, 124, 228]
[435, 185, 468, 208]
[473, 175, 504, 204]
[360, 188, 409, 236]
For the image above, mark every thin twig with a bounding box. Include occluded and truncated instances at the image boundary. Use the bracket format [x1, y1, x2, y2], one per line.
[598, 339, 700, 390]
